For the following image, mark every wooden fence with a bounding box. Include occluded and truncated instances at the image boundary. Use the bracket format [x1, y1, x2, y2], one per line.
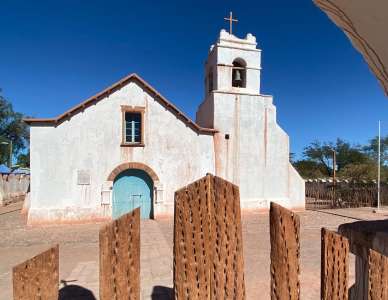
[12, 209, 140, 300]
[13, 245, 59, 300]
[368, 249, 388, 300]
[306, 181, 388, 209]
[100, 207, 140, 300]
[11, 175, 388, 299]
[174, 174, 245, 299]
[269, 202, 300, 299]
[321, 228, 349, 300]
[270, 204, 388, 300]
[0, 174, 30, 206]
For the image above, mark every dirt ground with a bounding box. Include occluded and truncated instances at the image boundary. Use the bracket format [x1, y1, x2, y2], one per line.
[1, 202, 388, 300]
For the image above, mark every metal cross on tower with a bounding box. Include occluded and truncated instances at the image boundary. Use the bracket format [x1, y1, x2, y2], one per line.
[224, 11, 238, 35]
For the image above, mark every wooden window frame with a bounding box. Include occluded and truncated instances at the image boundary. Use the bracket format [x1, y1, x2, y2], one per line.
[120, 106, 145, 147]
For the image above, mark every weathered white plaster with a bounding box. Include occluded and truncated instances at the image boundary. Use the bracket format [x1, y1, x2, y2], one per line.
[29, 82, 215, 224]
[197, 30, 305, 210]
[28, 29, 304, 224]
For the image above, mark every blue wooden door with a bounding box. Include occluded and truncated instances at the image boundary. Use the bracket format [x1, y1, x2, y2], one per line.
[112, 169, 153, 219]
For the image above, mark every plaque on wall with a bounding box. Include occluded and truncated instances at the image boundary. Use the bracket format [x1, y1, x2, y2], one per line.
[77, 170, 91, 185]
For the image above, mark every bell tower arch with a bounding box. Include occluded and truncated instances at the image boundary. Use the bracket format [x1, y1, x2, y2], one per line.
[232, 58, 247, 88]
[203, 29, 261, 98]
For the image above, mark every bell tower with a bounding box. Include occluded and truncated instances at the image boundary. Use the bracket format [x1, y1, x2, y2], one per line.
[196, 28, 304, 210]
[203, 29, 261, 98]
[196, 29, 265, 184]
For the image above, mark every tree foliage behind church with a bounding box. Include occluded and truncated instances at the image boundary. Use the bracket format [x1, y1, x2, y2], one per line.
[294, 137, 388, 182]
[0, 89, 29, 166]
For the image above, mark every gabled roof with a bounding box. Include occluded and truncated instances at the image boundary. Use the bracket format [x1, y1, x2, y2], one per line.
[24, 73, 217, 135]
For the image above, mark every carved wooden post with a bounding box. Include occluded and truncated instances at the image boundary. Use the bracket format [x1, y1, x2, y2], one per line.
[269, 202, 300, 300]
[321, 228, 349, 300]
[100, 208, 140, 300]
[13, 245, 59, 300]
[174, 174, 245, 299]
[338, 219, 388, 299]
[368, 248, 388, 300]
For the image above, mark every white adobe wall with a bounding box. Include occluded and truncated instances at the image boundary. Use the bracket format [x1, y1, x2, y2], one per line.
[29, 81, 215, 224]
[209, 92, 304, 209]
[288, 163, 305, 209]
[197, 30, 305, 209]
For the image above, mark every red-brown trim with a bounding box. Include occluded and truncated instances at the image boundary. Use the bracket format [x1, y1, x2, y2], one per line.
[120, 143, 145, 147]
[24, 73, 217, 135]
[121, 105, 145, 112]
[107, 162, 159, 182]
[121, 106, 145, 146]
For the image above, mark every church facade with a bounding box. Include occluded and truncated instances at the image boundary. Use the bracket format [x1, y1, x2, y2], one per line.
[25, 30, 305, 224]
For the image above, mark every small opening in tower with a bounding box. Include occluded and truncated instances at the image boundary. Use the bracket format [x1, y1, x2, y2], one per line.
[208, 69, 214, 93]
[232, 58, 246, 88]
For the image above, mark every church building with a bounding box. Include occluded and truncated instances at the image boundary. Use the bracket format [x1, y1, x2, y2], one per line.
[25, 29, 305, 224]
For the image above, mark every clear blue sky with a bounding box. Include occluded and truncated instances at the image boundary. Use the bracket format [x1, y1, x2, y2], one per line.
[1, 0, 387, 158]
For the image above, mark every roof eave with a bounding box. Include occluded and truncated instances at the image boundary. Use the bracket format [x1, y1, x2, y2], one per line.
[23, 73, 217, 135]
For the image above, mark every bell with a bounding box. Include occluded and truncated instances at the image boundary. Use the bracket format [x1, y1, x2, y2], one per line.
[234, 69, 242, 81]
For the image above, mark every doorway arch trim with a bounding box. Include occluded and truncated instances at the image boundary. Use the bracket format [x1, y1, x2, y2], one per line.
[107, 162, 159, 182]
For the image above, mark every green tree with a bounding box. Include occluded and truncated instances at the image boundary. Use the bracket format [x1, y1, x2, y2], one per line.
[292, 159, 326, 179]
[335, 139, 368, 170]
[16, 151, 30, 168]
[289, 152, 296, 164]
[0, 89, 29, 166]
[338, 162, 377, 182]
[363, 135, 388, 163]
[303, 138, 368, 176]
[303, 140, 335, 176]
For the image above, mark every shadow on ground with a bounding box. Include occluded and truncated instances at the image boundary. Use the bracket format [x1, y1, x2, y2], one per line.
[58, 284, 97, 300]
[58, 284, 173, 299]
[151, 286, 174, 300]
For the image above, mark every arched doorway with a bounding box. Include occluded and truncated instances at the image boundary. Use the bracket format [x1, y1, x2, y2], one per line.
[112, 169, 153, 219]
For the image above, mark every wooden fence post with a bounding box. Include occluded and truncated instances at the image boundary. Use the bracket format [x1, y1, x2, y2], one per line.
[13, 245, 59, 300]
[338, 219, 388, 299]
[100, 208, 140, 300]
[368, 248, 388, 300]
[321, 228, 349, 300]
[173, 174, 245, 299]
[269, 202, 300, 300]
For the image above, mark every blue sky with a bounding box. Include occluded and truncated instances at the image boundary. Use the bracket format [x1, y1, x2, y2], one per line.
[1, 0, 387, 158]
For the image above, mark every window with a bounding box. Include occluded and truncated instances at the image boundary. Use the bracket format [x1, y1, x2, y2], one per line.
[125, 112, 142, 143]
[232, 58, 246, 88]
[121, 107, 144, 146]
